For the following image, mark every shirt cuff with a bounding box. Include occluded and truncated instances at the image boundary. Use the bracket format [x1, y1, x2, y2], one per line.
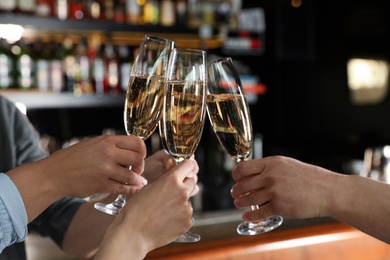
[0, 173, 28, 242]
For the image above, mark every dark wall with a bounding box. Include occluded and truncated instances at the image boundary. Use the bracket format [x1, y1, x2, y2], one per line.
[232, 0, 390, 171]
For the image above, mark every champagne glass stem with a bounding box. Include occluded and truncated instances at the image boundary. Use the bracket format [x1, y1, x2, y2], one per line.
[173, 158, 201, 243]
[94, 195, 126, 216]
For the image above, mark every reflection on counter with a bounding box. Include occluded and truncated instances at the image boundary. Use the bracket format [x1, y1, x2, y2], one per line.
[147, 213, 390, 259]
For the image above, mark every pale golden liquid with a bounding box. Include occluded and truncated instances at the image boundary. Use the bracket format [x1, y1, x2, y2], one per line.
[124, 75, 165, 139]
[207, 93, 253, 161]
[163, 81, 206, 160]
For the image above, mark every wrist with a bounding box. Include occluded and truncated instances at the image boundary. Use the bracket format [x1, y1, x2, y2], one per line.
[7, 161, 62, 221]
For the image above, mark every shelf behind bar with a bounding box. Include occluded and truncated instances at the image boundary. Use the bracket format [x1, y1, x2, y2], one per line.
[0, 91, 125, 110]
[0, 14, 198, 34]
[0, 14, 224, 49]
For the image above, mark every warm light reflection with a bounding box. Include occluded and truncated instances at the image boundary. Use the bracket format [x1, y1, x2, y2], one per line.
[347, 58, 389, 105]
[0, 24, 24, 43]
[252, 231, 361, 252]
[291, 0, 302, 8]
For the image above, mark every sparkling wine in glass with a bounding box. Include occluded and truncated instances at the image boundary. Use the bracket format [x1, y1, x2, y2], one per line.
[94, 35, 175, 215]
[161, 48, 207, 242]
[207, 57, 283, 235]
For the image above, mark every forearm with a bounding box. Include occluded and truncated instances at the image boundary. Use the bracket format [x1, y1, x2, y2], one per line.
[93, 225, 149, 260]
[6, 161, 62, 222]
[61, 196, 116, 258]
[327, 174, 390, 244]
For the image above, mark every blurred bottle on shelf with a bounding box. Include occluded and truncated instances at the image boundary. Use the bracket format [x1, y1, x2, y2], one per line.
[56, 0, 68, 20]
[12, 39, 35, 90]
[0, 0, 17, 13]
[0, 38, 14, 89]
[176, 0, 187, 27]
[160, 0, 175, 26]
[90, 36, 105, 95]
[114, 0, 126, 23]
[34, 38, 51, 91]
[102, 39, 120, 95]
[141, 0, 159, 25]
[198, 1, 214, 40]
[104, 0, 114, 20]
[18, 0, 36, 15]
[49, 39, 64, 92]
[117, 44, 132, 92]
[36, 0, 54, 17]
[69, 0, 85, 20]
[187, 0, 202, 29]
[61, 36, 76, 92]
[86, 0, 102, 20]
[74, 37, 93, 95]
[125, 0, 140, 24]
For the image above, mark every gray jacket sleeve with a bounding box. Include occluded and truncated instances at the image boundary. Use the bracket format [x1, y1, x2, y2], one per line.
[0, 95, 85, 248]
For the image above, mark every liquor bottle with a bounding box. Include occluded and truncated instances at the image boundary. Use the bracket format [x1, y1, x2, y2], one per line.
[186, 0, 201, 28]
[117, 44, 132, 92]
[91, 43, 105, 95]
[49, 39, 64, 93]
[160, 0, 175, 27]
[69, 0, 85, 20]
[61, 36, 76, 92]
[13, 39, 35, 90]
[34, 38, 51, 91]
[104, 0, 114, 20]
[141, 0, 159, 25]
[74, 37, 92, 95]
[102, 40, 120, 95]
[87, 0, 102, 20]
[36, 0, 54, 17]
[56, 0, 68, 20]
[175, 0, 187, 27]
[0, 0, 17, 13]
[114, 0, 125, 23]
[125, 0, 140, 24]
[18, 0, 36, 15]
[0, 39, 14, 89]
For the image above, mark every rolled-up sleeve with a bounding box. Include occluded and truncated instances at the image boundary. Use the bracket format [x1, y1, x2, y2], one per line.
[0, 173, 28, 253]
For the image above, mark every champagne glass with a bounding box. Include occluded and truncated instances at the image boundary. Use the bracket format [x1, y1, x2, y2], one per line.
[161, 48, 207, 242]
[207, 57, 283, 235]
[94, 35, 175, 215]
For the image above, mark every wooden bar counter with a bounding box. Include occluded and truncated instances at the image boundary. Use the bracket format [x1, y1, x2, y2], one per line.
[145, 210, 390, 260]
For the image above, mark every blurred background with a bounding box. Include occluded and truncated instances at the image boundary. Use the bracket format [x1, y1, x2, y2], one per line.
[1, 0, 390, 213]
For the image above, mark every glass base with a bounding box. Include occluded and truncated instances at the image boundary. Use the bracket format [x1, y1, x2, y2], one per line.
[94, 202, 123, 216]
[174, 231, 201, 243]
[237, 216, 283, 236]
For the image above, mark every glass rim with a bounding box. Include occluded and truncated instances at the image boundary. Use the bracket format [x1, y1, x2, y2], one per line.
[208, 57, 233, 64]
[143, 34, 175, 44]
[171, 47, 206, 55]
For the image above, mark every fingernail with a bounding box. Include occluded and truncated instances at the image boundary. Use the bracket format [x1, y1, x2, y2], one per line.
[142, 178, 148, 186]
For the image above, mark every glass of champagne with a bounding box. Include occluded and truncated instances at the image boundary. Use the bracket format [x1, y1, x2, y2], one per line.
[94, 35, 175, 215]
[207, 57, 283, 235]
[161, 48, 207, 242]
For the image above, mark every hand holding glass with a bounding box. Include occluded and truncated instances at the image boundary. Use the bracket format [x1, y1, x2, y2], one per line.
[160, 48, 207, 242]
[94, 35, 175, 215]
[207, 57, 283, 235]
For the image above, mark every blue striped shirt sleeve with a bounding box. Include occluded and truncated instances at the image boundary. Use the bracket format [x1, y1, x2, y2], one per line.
[0, 172, 28, 253]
